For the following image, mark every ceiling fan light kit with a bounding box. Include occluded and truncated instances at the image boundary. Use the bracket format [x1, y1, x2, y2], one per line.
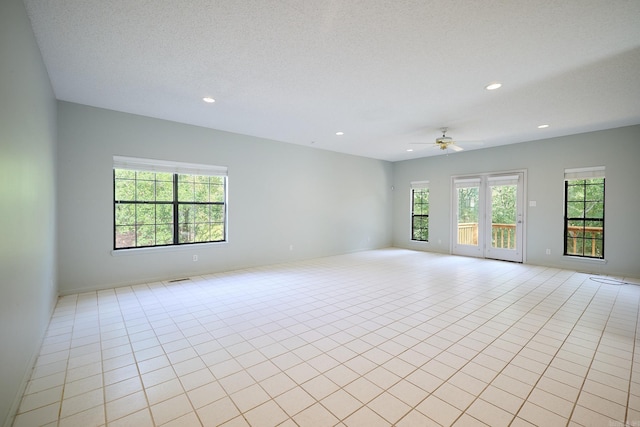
[435, 128, 462, 151]
[408, 127, 466, 152]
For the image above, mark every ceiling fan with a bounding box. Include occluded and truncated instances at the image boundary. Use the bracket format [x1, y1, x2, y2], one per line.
[434, 128, 463, 151]
[410, 127, 464, 152]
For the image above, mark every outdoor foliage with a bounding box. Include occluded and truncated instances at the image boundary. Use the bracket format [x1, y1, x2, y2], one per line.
[457, 184, 518, 249]
[565, 178, 604, 258]
[490, 185, 517, 249]
[452, 176, 604, 257]
[457, 187, 479, 223]
[114, 170, 225, 249]
[491, 185, 516, 225]
[411, 188, 429, 241]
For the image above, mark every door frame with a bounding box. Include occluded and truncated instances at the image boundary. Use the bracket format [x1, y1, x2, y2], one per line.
[450, 169, 527, 263]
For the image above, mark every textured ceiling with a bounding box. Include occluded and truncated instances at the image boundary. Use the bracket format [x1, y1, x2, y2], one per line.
[23, 0, 640, 161]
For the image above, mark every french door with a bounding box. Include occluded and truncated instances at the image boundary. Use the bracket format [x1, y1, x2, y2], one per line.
[452, 172, 524, 262]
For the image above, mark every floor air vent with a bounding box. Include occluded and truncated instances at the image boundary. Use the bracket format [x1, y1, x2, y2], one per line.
[168, 278, 190, 283]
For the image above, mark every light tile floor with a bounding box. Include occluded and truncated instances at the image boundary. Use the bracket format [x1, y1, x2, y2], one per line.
[12, 249, 640, 426]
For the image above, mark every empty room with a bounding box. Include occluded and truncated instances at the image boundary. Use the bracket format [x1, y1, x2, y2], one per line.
[2, 0, 640, 426]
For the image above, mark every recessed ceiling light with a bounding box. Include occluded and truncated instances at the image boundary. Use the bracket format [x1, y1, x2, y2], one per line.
[538, 124, 550, 129]
[406, 149, 414, 152]
[485, 82, 502, 91]
[202, 97, 215, 103]
[336, 131, 344, 136]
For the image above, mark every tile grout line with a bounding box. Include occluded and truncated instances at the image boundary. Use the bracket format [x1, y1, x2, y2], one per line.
[12, 251, 640, 427]
[389, 267, 584, 425]
[564, 280, 624, 426]
[624, 288, 640, 425]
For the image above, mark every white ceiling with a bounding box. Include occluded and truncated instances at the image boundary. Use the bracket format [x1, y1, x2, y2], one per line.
[23, 0, 640, 161]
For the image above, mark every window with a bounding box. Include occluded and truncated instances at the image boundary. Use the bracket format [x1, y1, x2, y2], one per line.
[564, 166, 605, 259]
[113, 156, 227, 250]
[411, 181, 429, 241]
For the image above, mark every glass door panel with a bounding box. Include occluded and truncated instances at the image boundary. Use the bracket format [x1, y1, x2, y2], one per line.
[453, 179, 483, 257]
[457, 186, 479, 246]
[485, 174, 523, 262]
[452, 173, 524, 262]
[490, 184, 517, 249]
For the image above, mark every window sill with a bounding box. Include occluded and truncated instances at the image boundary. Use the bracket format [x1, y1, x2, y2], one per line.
[563, 255, 607, 264]
[111, 241, 227, 256]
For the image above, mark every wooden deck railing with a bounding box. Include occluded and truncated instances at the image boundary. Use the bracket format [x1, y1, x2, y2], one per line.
[492, 224, 516, 249]
[566, 226, 603, 257]
[458, 223, 516, 249]
[458, 223, 603, 256]
[457, 222, 479, 246]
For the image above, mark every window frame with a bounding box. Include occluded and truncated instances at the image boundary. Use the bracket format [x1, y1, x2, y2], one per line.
[410, 181, 429, 242]
[113, 156, 227, 250]
[563, 167, 605, 259]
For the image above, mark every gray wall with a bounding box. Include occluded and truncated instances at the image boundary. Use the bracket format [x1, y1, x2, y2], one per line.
[57, 102, 394, 294]
[392, 125, 640, 278]
[0, 0, 58, 425]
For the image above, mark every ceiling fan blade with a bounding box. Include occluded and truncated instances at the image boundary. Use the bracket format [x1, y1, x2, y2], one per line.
[449, 144, 464, 152]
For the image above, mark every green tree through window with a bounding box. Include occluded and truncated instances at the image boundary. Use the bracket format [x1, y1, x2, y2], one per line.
[114, 169, 226, 249]
[564, 177, 604, 258]
[411, 187, 429, 241]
